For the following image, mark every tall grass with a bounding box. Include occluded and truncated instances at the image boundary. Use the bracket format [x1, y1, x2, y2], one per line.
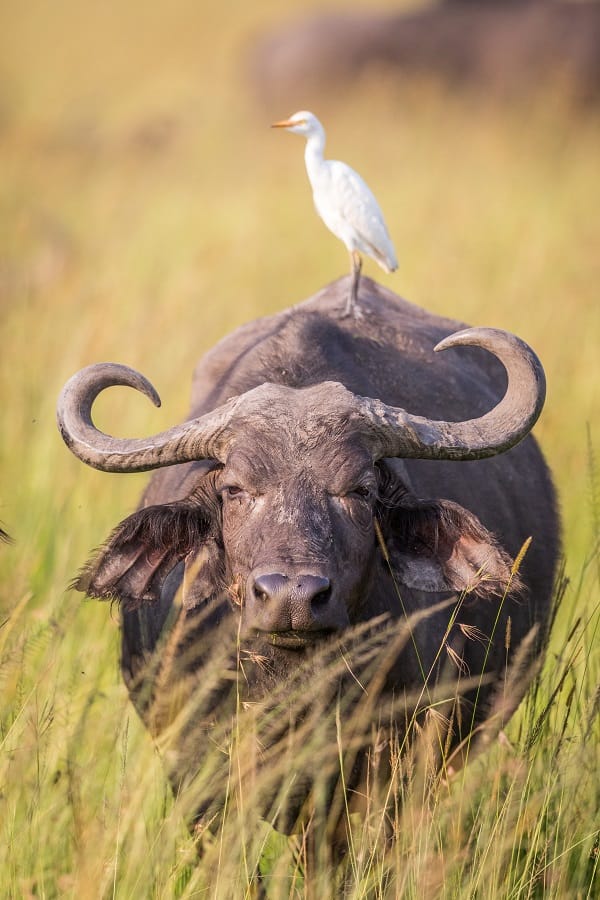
[1, 0, 599, 896]
[1, 538, 598, 897]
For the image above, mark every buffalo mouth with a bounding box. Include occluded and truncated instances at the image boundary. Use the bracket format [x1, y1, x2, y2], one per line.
[266, 629, 334, 650]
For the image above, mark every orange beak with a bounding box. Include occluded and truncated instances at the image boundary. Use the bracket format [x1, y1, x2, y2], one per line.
[271, 117, 296, 129]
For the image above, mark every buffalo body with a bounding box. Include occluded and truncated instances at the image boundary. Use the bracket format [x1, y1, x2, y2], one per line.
[61, 277, 560, 833]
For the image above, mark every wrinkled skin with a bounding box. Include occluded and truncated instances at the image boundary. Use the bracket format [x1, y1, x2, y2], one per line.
[219, 396, 377, 637]
[74, 276, 560, 835]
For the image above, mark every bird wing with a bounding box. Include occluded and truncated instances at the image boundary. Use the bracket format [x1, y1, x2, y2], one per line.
[317, 160, 398, 271]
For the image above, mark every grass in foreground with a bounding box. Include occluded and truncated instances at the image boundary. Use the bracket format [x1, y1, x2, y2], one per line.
[1, 528, 598, 898]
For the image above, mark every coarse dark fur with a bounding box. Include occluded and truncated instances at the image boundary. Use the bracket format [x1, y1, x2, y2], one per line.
[75, 276, 560, 836]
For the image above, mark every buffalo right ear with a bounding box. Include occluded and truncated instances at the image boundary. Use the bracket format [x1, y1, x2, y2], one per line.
[75, 483, 222, 611]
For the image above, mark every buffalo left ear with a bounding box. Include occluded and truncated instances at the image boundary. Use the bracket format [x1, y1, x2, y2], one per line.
[379, 496, 520, 598]
[180, 540, 226, 611]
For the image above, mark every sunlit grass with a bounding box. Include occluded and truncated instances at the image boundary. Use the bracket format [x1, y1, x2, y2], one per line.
[1, 0, 599, 895]
[1, 560, 598, 896]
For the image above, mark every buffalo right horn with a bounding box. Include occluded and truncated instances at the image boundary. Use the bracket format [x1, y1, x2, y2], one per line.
[56, 363, 245, 472]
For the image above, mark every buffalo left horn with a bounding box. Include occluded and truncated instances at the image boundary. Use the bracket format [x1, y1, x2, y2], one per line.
[357, 327, 546, 461]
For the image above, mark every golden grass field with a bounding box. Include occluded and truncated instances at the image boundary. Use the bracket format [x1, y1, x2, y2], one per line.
[0, 1, 598, 896]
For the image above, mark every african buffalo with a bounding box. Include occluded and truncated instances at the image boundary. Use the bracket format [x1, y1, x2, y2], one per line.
[57, 276, 559, 837]
[251, 1, 600, 107]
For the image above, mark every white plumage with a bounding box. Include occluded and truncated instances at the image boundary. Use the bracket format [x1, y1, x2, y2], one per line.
[272, 110, 398, 315]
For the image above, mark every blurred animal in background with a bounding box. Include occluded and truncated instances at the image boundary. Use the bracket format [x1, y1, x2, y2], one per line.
[57, 277, 559, 842]
[272, 111, 397, 316]
[253, 1, 600, 107]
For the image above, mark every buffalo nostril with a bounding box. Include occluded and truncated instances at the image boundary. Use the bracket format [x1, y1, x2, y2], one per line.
[253, 573, 288, 602]
[311, 586, 332, 606]
[300, 575, 331, 606]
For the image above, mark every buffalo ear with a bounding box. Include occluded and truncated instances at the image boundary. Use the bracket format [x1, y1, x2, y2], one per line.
[378, 484, 519, 598]
[75, 479, 223, 611]
[180, 540, 226, 611]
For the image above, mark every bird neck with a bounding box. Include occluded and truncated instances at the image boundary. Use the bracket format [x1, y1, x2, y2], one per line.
[304, 128, 326, 185]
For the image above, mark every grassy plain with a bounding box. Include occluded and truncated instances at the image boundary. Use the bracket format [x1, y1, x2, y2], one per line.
[0, 0, 598, 896]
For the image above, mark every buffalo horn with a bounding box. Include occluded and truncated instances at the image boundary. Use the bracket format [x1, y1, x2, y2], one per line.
[56, 327, 545, 472]
[357, 327, 546, 461]
[56, 363, 241, 471]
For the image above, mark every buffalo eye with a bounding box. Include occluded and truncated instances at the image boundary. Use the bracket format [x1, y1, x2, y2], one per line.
[345, 484, 374, 502]
[222, 484, 244, 499]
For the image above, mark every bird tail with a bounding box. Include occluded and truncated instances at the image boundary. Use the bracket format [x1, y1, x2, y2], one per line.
[379, 257, 398, 274]
[373, 247, 398, 274]
[370, 242, 398, 274]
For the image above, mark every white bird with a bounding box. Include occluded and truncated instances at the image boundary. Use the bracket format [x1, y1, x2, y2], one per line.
[272, 110, 398, 316]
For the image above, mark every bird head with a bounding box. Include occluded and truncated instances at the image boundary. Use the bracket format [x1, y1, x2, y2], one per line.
[271, 110, 324, 139]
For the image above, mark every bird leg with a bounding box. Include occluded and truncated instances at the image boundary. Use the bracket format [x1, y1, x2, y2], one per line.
[344, 251, 362, 317]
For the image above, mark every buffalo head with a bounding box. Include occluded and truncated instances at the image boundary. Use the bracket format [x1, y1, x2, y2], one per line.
[58, 327, 544, 651]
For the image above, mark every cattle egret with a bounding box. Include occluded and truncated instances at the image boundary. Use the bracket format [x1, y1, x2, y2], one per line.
[272, 110, 398, 316]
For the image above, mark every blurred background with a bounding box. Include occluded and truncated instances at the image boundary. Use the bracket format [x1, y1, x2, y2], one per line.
[0, 0, 598, 889]
[1, 0, 598, 579]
